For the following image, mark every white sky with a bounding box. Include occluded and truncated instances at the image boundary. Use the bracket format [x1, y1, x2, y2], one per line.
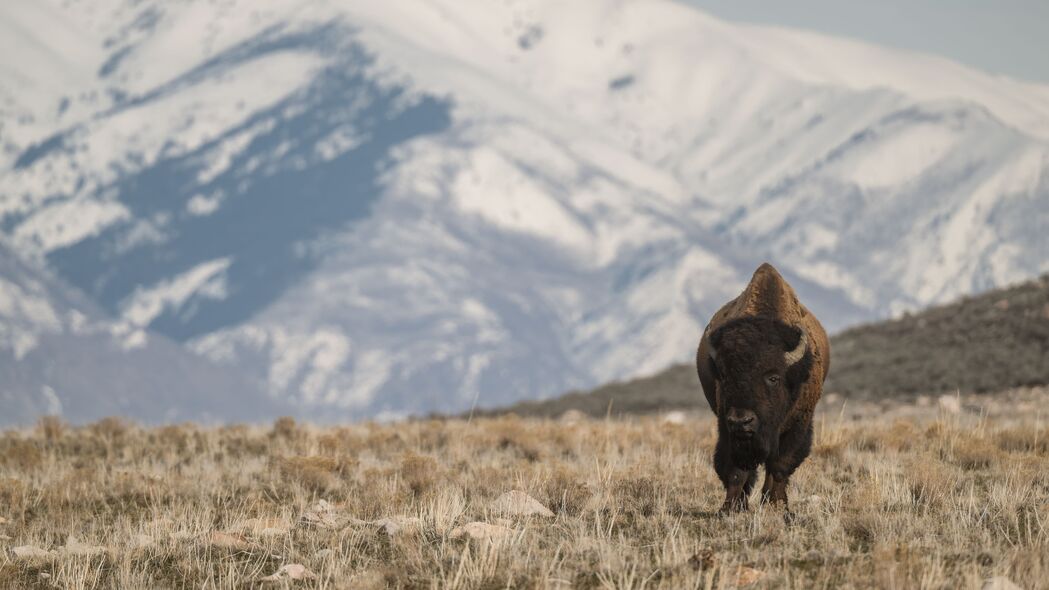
[681, 0, 1049, 84]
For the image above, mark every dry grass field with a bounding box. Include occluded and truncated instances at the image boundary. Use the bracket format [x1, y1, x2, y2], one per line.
[2, 389, 1048, 589]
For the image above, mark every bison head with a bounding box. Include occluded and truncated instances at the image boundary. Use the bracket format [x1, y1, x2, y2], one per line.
[707, 317, 813, 464]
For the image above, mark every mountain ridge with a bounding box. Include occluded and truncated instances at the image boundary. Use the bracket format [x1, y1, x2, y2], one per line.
[1, 0, 1047, 422]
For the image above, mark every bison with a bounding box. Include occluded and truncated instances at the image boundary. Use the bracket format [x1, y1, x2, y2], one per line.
[696, 263, 830, 513]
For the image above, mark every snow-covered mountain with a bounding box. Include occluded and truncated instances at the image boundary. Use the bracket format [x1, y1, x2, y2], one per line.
[0, 243, 282, 426]
[1, 0, 1047, 421]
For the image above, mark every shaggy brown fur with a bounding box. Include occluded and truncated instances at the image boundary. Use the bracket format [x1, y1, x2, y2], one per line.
[696, 263, 830, 512]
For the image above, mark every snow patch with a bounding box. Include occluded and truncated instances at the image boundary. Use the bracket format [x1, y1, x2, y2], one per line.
[838, 121, 959, 188]
[186, 193, 223, 216]
[13, 199, 130, 254]
[121, 258, 232, 327]
[452, 147, 590, 251]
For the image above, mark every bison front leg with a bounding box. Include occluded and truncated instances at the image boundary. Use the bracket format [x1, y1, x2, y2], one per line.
[760, 420, 814, 509]
[714, 437, 757, 513]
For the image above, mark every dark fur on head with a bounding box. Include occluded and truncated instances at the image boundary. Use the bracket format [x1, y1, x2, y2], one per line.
[708, 316, 814, 466]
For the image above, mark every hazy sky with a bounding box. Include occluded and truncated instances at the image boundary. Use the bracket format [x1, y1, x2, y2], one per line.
[682, 0, 1049, 84]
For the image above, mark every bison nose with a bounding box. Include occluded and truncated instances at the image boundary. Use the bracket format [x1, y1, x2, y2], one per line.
[726, 408, 758, 434]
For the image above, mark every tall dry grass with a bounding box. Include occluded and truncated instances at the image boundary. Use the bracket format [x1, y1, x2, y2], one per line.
[0, 397, 1046, 589]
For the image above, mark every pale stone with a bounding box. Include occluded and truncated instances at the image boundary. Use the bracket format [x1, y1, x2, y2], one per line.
[449, 522, 513, 540]
[938, 394, 961, 414]
[60, 536, 106, 557]
[209, 531, 256, 551]
[8, 545, 53, 560]
[300, 499, 346, 530]
[373, 516, 422, 537]
[491, 490, 554, 518]
[662, 411, 687, 425]
[559, 409, 587, 424]
[261, 563, 316, 582]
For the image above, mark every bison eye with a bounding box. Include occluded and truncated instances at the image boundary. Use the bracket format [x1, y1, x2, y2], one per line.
[765, 374, 781, 385]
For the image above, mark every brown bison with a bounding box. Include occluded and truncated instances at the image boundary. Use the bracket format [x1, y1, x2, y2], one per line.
[696, 263, 830, 513]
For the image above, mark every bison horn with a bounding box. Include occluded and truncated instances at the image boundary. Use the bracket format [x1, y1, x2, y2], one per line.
[784, 328, 808, 366]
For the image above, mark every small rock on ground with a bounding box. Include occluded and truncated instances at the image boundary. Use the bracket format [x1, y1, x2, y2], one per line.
[662, 411, 687, 425]
[373, 516, 423, 537]
[559, 409, 588, 424]
[300, 499, 346, 530]
[208, 531, 256, 551]
[8, 545, 54, 561]
[60, 536, 106, 557]
[938, 394, 961, 414]
[449, 522, 513, 540]
[491, 490, 554, 517]
[261, 564, 316, 582]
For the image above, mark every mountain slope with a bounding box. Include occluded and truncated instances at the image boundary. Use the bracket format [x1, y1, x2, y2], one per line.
[0, 245, 283, 426]
[1, 0, 1047, 419]
[488, 274, 1049, 418]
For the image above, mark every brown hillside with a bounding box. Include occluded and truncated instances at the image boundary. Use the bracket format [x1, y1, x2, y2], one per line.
[490, 274, 1049, 418]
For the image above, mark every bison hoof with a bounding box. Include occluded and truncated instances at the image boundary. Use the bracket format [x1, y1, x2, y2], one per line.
[761, 489, 789, 506]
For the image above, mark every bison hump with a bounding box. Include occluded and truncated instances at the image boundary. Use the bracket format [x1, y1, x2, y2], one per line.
[736, 263, 805, 322]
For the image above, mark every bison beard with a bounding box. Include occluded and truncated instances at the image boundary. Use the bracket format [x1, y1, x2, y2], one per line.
[696, 263, 829, 515]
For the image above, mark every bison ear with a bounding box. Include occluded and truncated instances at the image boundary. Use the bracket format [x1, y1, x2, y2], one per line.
[707, 353, 720, 380]
[709, 324, 725, 349]
[706, 327, 721, 379]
